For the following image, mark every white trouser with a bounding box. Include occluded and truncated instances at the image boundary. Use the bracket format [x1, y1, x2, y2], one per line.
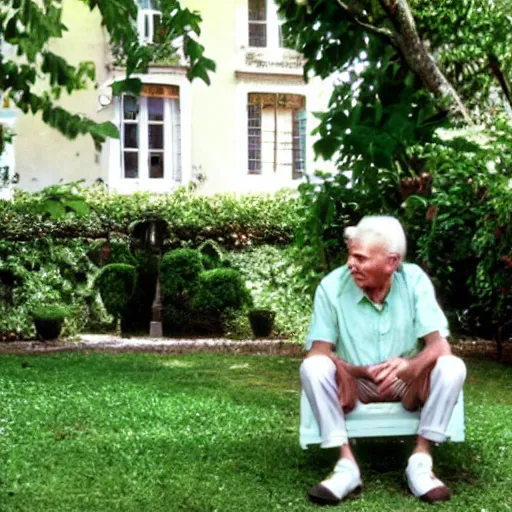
[300, 355, 467, 447]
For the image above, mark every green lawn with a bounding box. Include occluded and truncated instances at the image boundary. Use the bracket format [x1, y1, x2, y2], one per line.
[0, 353, 511, 511]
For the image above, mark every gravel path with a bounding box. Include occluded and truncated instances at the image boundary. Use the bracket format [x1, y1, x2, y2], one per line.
[0, 334, 507, 360]
[0, 334, 305, 356]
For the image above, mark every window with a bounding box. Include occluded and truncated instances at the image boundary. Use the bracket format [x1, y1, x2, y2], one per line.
[248, 0, 267, 47]
[121, 84, 181, 182]
[248, 0, 287, 49]
[247, 93, 306, 179]
[137, 0, 163, 44]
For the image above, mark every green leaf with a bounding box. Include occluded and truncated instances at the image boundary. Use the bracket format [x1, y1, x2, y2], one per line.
[90, 122, 119, 140]
[313, 136, 340, 159]
[111, 78, 142, 96]
[41, 200, 67, 219]
[64, 200, 90, 217]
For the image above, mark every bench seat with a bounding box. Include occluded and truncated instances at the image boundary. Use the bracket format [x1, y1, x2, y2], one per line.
[300, 391, 465, 448]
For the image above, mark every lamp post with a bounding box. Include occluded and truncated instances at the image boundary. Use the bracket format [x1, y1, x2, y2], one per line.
[130, 217, 169, 337]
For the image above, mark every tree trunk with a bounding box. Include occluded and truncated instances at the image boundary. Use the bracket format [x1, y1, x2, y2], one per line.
[379, 0, 473, 123]
[488, 53, 512, 110]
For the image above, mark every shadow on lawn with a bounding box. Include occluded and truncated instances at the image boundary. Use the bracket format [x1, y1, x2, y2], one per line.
[300, 438, 481, 491]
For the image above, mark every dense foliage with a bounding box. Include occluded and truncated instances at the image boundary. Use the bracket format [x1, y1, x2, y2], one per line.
[0, 186, 300, 340]
[229, 245, 313, 340]
[160, 249, 252, 336]
[0, 184, 299, 246]
[0, 237, 104, 339]
[275, 0, 512, 345]
[295, 120, 512, 344]
[1, 170, 512, 344]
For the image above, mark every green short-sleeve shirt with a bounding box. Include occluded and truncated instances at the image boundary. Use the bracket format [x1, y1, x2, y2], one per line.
[305, 263, 449, 366]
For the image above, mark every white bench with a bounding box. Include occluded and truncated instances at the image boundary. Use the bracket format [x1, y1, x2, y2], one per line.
[345, 391, 465, 441]
[300, 391, 465, 448]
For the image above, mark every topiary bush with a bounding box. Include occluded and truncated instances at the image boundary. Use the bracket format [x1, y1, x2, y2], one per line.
[192, 268, 253, 313]
[162, 304, 195, 336]
[32, 304, 70, 341]
[160, 249, 204, 334]
[160, 249, 203, 299]
[94, 264, 137, 321]
[198, 240, 225, 270]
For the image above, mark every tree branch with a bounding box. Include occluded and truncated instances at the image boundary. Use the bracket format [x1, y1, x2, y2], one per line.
[334, 0, 398, 47]
[488, 53, 512, 109]
[376, 0, 472, 123]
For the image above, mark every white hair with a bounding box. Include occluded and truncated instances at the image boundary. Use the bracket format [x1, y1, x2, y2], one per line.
[344, 215, 407, 261]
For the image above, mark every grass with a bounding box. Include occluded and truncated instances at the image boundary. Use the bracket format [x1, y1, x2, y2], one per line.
[0, 354, 511, 511]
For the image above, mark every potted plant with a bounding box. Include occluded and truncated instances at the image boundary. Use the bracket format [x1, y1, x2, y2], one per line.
[32, 305, 70, 341]
[248, 309, 275, 338]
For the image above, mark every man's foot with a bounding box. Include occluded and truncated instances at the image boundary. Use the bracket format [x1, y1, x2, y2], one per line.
[406, 453, 452, 503]
[308, 458, 362, 506]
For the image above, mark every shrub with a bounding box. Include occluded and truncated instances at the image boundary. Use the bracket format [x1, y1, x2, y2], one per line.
[160, 249, 203, 299]
[0, 238, 101, 339]
[160, 249, 203, 334]
[293, 120, 512, 347]
[400, 125, 512, 343]
[192, 268, 252, 313]
[32, 305, 70, 341]
[198, 240, 225, 270]
[32, 305, 70, 322]
[248, 309, 275, 338]
[87, 240, 135, 267]
[94, 264, 137, 319]
[221, 312, 253, 339]
[229, 245, 313, 340]
[162, 304, 194, 336]
[2, 184, 300, 247]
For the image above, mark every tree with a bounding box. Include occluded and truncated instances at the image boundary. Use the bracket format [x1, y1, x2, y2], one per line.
[281, 0, 512, 343]
[277, 0, 512, 187]
[0, 0, 215, 155]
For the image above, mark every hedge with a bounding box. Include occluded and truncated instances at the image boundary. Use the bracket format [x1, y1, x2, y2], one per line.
[0, 185, 299, 247]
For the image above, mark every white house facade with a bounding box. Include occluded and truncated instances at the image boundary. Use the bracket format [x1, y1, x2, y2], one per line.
[11, 0, 336, 195]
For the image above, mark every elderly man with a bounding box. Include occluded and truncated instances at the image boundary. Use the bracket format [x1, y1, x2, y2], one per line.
[300, 215, 466, 505]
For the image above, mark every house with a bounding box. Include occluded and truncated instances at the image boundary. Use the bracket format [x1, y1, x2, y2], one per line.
[9, 0, 336, 195]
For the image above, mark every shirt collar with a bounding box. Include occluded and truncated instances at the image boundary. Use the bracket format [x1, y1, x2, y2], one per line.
[351, 272, 397, 309]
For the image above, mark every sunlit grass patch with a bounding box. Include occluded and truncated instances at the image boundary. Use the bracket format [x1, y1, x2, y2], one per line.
[0, 354, 511, 511]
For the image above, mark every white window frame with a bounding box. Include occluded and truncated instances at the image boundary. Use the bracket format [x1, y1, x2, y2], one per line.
[248, 0, 283, 49]
[137, 0, 162, 45]
[107, 72, 191, 194]
[120, 93, 181, 188]
[246, 92, 306, 179]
